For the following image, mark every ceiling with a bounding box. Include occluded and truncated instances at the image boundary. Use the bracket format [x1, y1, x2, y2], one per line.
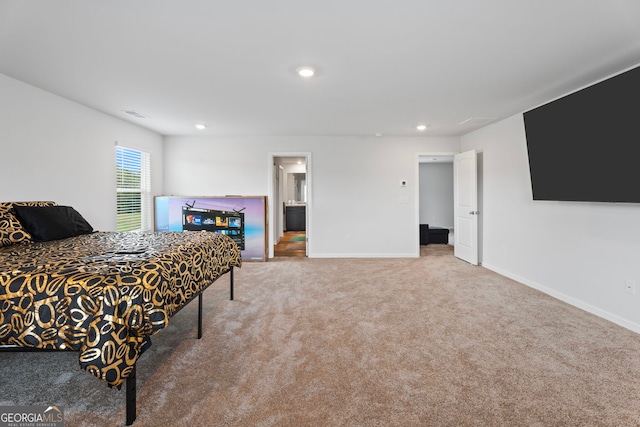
[419, 155, 453, 164]
[275, 156, 307, 166]
[1, 0, 639, 138]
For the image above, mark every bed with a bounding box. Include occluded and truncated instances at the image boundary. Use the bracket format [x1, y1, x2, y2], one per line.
[0, 201, 242, 425]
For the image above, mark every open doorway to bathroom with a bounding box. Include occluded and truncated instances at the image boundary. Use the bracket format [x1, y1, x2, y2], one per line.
[269, 153, 311, 258]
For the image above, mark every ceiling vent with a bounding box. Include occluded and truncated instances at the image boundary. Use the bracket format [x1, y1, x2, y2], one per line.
[458, 117, 496, 126]
[121, 110, 148, 119]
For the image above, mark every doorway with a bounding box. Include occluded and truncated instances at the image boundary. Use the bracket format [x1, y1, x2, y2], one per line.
[417, 153, 455, 257]
[268, 153, 311, 258]
[416, 151, 482, 264]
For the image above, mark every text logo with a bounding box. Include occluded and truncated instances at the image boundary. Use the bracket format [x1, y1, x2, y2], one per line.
[0, 405, 64, 427]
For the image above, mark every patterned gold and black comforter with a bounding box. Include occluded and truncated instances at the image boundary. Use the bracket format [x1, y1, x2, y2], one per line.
[0, 231, 241, 387]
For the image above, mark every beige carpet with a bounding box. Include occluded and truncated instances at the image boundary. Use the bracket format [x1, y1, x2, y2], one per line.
[2, 245, 640, 426]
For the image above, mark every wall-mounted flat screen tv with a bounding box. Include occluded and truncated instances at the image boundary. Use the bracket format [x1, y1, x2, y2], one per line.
[523, 64, 640, 203]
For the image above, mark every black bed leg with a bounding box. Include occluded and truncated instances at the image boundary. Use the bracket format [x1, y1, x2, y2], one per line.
[126, 364, 137, 425]
[230, 267, 234, 301]
[198, 292, 203, 339]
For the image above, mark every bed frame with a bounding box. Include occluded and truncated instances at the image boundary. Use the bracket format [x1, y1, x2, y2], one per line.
[1, 202, 242, 424]
[1, 267, 234, 426]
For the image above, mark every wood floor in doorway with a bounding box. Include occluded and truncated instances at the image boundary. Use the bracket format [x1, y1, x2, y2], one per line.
[274, 231, 306, 257]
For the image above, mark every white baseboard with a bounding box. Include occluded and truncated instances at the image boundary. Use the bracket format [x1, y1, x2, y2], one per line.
[310, 252, 419, 259]
[482, 262, 640, 335]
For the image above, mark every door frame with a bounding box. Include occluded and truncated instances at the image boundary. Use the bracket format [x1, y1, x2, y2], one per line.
[268, 152, 312, 258]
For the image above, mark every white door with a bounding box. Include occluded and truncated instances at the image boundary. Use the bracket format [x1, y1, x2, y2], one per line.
[454, 149, 479, 265]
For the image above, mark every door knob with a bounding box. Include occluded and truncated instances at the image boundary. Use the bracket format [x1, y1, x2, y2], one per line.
[469, 211, 480, 215]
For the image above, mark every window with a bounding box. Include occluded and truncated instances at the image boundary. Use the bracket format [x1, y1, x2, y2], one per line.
[116, 146, 151, 232]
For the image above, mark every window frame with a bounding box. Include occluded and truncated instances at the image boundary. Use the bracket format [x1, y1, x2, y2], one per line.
[116, 146, 152, 232]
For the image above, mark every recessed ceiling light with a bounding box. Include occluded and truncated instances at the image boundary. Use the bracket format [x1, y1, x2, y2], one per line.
[195, 124, 206, 130]
[296, 66, 316, 77]
[375, 132, 383, 137]
[416, 125, 427, 131]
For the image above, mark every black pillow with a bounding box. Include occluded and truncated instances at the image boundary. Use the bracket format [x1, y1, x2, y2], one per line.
[13, 205, 94, 242]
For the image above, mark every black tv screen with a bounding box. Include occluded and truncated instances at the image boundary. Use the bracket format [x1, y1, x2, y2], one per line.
[523, 65, 640, 203]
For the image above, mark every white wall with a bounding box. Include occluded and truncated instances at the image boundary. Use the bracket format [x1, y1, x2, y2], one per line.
[419, 162, 454, 228]
[0, 73, 163, 230]
[461, 114, 640, 333]
[163, 135, 460, 258]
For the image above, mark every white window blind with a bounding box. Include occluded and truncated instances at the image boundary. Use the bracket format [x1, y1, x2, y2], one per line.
[116, 146, 151, 232]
